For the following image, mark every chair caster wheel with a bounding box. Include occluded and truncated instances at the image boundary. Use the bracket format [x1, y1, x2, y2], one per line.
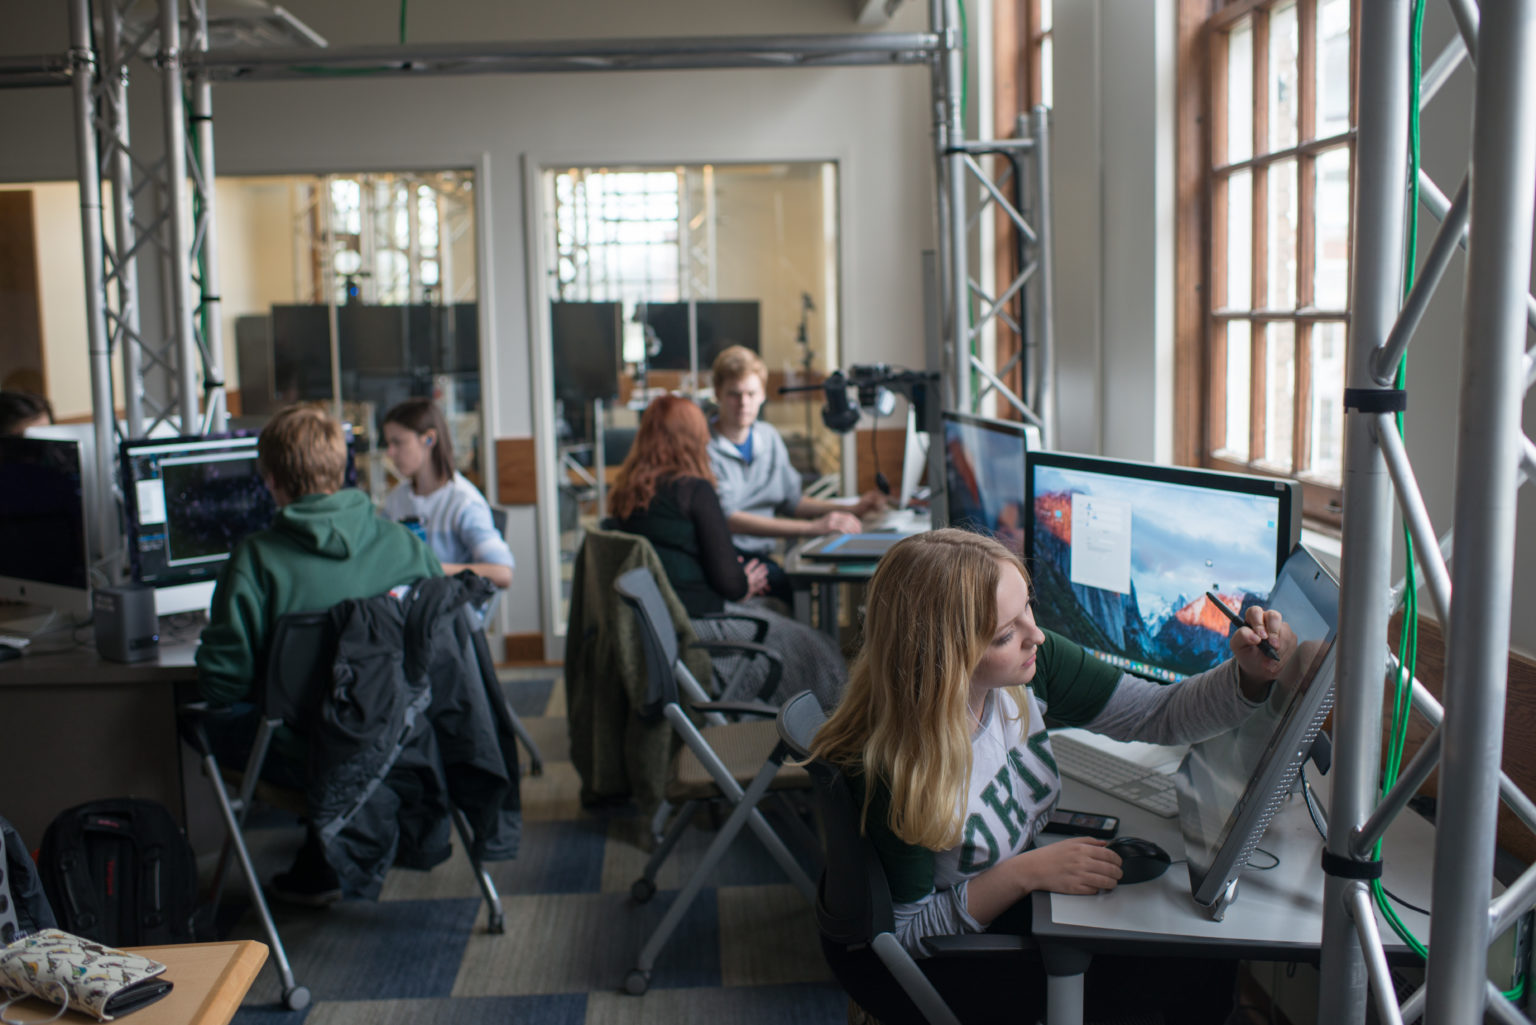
[631, 877, 657, 903]
[624, 969, 650, 995]
[487, 913, 506, 934]
[283, 985, 311, 1011]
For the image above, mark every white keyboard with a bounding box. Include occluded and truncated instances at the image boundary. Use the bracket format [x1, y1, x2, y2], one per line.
[0, 634, 31, 650]
[860, 508, 930, 535]
[1051, 733, 1181, 818]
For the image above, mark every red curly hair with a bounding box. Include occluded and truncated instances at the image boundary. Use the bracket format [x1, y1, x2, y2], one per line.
[608, 394, 717, 520]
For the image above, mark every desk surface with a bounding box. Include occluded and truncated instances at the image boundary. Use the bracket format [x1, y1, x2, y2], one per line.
[1034, 767, 1434, 961]
[5, 940, 267, 1025]
[0, 641, 198, 687]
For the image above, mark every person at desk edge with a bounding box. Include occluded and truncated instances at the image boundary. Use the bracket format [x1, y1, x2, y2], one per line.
[707, 346, 886, 603]
[809, 529, 1295, 1021]
[381, 398, 514, 589]
[609, 394, 846, 709]
[196, 405, 442, 899]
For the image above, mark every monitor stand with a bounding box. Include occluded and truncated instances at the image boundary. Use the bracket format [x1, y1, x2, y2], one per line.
[153, 580, 217, 617]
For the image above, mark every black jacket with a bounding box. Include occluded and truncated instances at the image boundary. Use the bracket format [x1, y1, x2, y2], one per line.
[0, 813, 55, 942]
[308, 573, 521, 897]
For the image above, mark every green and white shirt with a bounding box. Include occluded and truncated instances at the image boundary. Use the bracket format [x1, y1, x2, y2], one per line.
[858, 630, 1266, 955]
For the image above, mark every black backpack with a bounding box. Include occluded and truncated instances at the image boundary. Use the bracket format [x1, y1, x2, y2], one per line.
[38, 799, 197, 946]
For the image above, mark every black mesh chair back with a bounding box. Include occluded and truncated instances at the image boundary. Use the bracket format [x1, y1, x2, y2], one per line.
[262, 611, 334, 727]
[614, 566, 682, 721]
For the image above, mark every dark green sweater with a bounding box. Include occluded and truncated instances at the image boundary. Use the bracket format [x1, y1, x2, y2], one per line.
[196, 489, 442, 707]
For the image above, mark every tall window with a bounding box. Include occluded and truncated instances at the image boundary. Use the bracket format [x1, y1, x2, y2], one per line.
[1204, 0, 1353, 513]
[550, 169, 681, 308]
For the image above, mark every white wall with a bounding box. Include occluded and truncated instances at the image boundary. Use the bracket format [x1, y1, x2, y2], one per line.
[1049, 0, 1175, 462]
[0, 0, 936, 645]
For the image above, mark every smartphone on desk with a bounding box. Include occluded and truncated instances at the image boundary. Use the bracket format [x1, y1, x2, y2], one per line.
[1041, 808, 1119, 840]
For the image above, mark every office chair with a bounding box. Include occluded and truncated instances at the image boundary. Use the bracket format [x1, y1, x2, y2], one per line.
[181, 602, 521, 1011]
[613, 566, 819, 995]
[776, 691, 1066, 1025]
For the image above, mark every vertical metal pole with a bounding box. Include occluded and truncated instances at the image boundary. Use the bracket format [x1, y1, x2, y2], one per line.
[158, 0, 201, 432]
[1317, 0, 1410, 1022]
[68, 0, 121, 570]
[1426, 1, 1536, 1019]
[1029, 105, 1057, 448]
[99, 0, 145, 438]
[189, 0, 225, 432]
[593, 398, 608, 520]
[942, 0, 970, 411]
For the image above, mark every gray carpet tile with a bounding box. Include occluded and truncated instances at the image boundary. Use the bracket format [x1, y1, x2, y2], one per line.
[451, 890, 720, 996]
[227, 672, 836, 1022]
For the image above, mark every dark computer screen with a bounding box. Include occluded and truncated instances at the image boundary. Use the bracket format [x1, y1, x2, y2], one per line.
[1025, 452, 1300, 682]
[942, 411, 1030, 556]
[640, 301, 760, 372]
[120, 435, 277, 588]
[0, 436, 89, 593]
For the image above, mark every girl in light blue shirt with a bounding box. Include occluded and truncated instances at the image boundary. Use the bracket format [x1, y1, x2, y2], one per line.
[381, 399, 513, 589]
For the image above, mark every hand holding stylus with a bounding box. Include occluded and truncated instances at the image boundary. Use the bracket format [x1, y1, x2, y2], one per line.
[1205, 591, 1280, 661]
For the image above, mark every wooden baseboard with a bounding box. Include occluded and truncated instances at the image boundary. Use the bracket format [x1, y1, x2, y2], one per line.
[502, 631, 558, 667]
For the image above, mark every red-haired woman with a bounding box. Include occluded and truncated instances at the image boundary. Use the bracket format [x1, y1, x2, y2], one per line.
[609, 394, 845, 708]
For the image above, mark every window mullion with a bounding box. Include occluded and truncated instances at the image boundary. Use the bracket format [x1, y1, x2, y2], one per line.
[1294, 320, 1313, 471]
[1251, 9, 1270, 466]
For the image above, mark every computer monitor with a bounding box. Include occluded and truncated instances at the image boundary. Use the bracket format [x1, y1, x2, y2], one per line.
[1176, 545, 1340, 919]
[639, 300, 761, 372]
[941, 411, 1032, 555]
[1025, 451, 1300, 683]
[0, 435, 91, 620]
[120, 434, 277, 613]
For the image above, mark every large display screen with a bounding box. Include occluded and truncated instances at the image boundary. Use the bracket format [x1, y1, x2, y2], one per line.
[943, 412, 1030, 556]
[1025, 452, 1300, 682]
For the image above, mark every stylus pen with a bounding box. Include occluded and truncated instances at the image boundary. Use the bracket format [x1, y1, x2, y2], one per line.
[1205, 591, 1280, 661]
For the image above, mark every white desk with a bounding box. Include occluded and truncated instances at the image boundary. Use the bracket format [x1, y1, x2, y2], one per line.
[1031, 766, 1434, 1025]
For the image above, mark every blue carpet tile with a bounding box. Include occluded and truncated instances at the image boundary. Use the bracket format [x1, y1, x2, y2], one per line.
[223, 673, 840, 1024]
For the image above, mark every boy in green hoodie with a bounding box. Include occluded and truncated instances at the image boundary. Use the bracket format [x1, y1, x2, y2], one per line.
[196, 404, 441, 903]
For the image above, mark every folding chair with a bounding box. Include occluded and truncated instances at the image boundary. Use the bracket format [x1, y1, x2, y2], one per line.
[613, 566, 820, 995]
[180, 603, 519, 1011]
[777, 690, 1061, 1025]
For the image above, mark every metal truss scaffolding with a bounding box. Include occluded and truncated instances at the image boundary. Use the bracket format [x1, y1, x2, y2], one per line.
[4, 0, 1043, 569]
[1320, 2, 1536, 1023]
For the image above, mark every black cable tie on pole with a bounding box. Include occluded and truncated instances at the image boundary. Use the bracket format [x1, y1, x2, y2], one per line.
[200, 295, 221, 303]
[189, 114, 213, 123]
[1320, 850, 1383, 880]
[1343, 388, 1407, 414]
[202, 379, 225, 392]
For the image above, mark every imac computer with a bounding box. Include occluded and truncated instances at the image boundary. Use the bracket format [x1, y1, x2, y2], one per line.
[120, 434, 277, 616]
[1176, 544, 1340, 919]
[0, 435, 92, 622]
[1025, 451, 1301, 683]
[941, 411, 1037, 556]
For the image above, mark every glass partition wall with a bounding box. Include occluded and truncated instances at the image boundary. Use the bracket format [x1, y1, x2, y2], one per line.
[541, 161, 843, 594]
[220, 170, 482, 499]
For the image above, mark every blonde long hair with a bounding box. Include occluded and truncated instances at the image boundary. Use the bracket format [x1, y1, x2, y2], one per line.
[810, 528, 1033, 850]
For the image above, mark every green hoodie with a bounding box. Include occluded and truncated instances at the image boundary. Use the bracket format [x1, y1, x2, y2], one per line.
[196, 488, 442, 706]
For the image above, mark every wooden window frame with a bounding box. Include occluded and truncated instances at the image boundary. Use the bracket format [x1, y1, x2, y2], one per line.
[1176, 0, 1358, 524]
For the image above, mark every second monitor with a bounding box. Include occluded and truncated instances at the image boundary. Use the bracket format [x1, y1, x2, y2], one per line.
[1025, 451, 1300, 683]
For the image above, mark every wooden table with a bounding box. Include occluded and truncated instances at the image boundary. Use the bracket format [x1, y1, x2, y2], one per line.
[3, 940, 268, 1025]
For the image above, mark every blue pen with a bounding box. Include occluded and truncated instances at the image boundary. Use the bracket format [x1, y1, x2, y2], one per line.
[1206, 591, 1280, 661]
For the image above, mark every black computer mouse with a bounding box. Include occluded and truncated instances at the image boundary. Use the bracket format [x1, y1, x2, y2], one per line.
[0, 643, 21, 663]
[1107, 836, 1172, 884]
